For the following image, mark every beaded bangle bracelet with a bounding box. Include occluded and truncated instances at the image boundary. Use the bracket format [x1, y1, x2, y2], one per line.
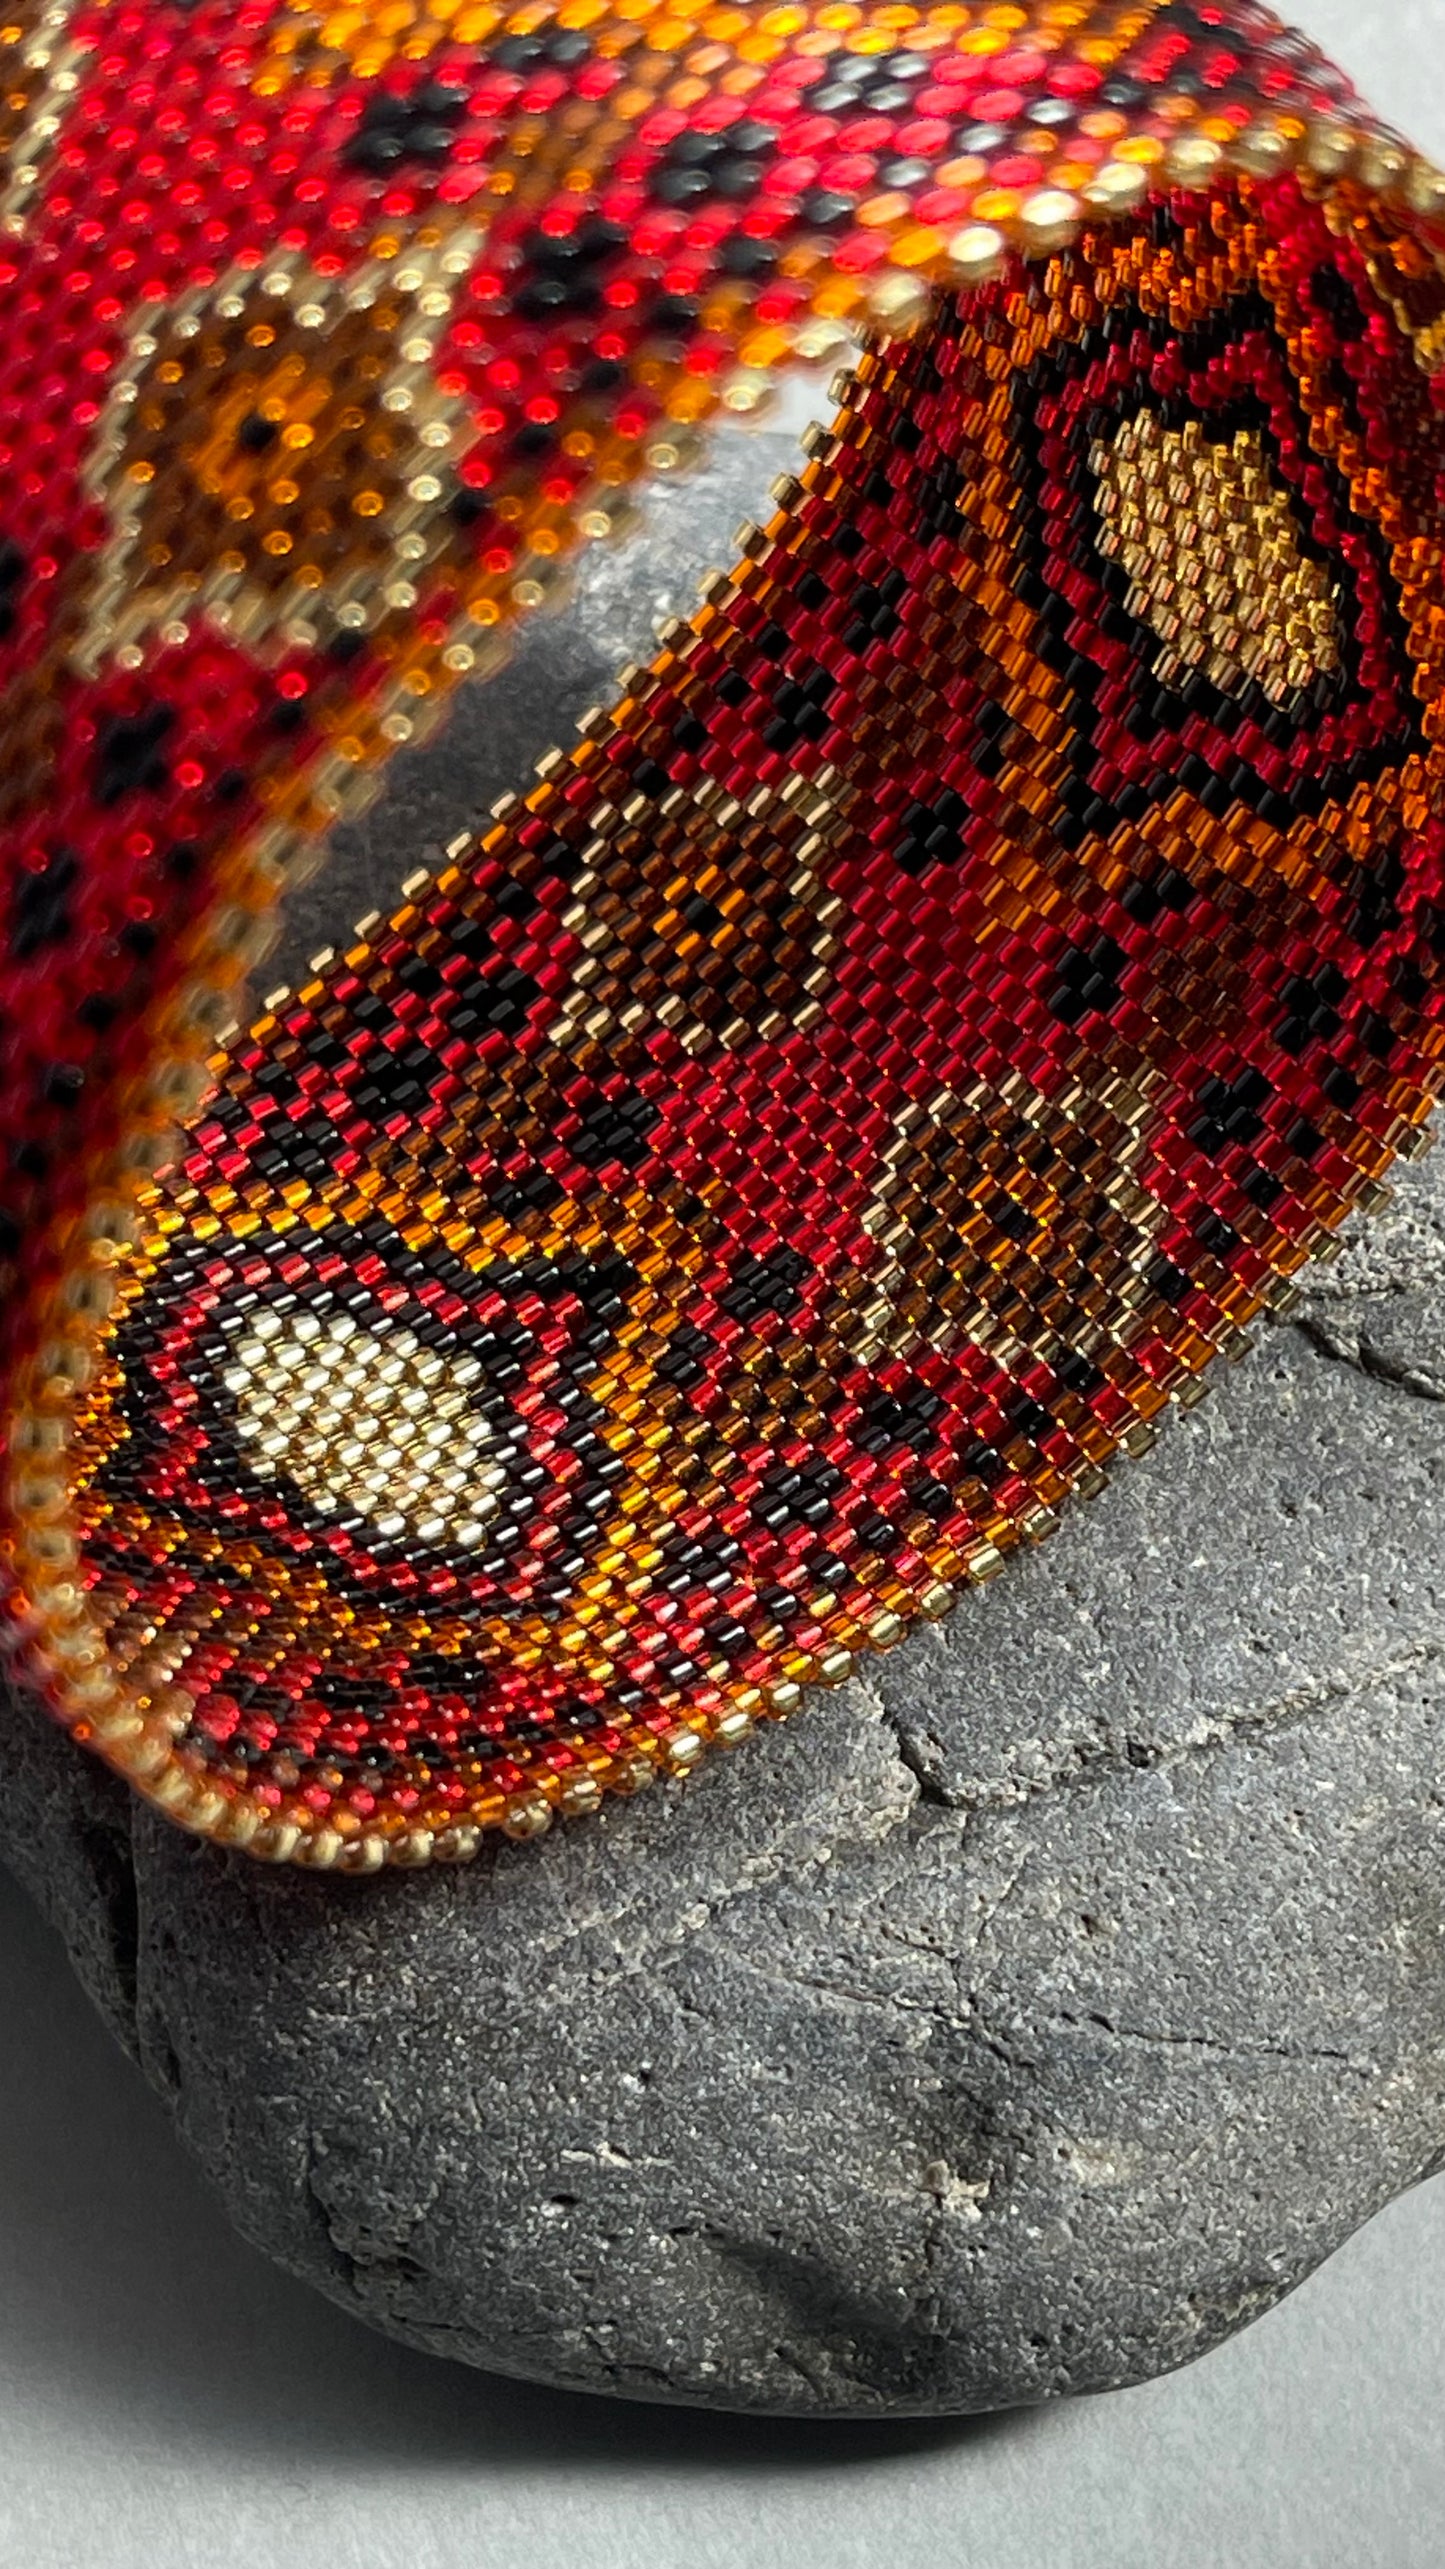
[1, 1, 1442, 1871]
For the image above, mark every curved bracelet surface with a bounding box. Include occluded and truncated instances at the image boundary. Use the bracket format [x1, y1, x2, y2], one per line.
[2, 0, 1444, 1869]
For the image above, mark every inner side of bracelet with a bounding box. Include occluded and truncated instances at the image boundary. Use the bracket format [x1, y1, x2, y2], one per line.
[3, 25, 1445, 1868]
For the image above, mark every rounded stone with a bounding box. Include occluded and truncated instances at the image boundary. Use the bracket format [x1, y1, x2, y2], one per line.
[5, 416, 1444, 2416]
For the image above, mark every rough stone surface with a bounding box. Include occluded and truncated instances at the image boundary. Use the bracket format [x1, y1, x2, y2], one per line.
[7, 413, 1445, 2416]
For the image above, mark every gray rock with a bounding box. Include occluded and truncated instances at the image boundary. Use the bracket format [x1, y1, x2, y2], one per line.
[7, 1152, 1445, 2414]
[6, 411, 1445, 2415]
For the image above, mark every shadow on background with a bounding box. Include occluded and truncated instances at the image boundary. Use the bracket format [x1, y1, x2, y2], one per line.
[0, 1864, 1031, 2481]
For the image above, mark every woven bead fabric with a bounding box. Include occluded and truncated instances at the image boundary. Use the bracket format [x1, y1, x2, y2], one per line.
[2, 2, 1444, 1869]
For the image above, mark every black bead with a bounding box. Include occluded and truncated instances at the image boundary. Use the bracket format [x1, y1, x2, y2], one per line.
[9, 847, 78, 962]
[94, 705, 175, 805]
[1046, 933, 1126, 1026]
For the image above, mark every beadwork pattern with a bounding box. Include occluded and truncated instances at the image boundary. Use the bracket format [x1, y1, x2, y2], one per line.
[2, 3, 1444, 1868]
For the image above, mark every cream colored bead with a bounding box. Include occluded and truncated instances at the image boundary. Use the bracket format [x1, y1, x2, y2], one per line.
[945, 223, 1007, 286]
[1019, 189, 1083, 252]
[659, 1725, 705, 1775]
[1083, 161, 1149, 211]
[1166, 133, 1224, 188]
[866, 268, 934, 334]
[712, 1708, 756, 1750]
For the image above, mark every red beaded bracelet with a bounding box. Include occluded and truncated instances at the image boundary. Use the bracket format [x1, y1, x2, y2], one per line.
[1, 0, 1442, 1870]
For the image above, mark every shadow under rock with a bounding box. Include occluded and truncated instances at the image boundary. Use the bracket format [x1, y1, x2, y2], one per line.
[0, 1862, 1029, 2477]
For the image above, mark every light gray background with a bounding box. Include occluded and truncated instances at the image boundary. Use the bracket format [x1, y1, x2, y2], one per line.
[4, 5, 1445, 2563]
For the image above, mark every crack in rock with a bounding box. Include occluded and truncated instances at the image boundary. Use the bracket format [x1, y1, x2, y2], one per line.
[1295, 1308, 1445, 1404]
[865, 1637, 1445, 1819]
[1047, 2009, 1378, 2081]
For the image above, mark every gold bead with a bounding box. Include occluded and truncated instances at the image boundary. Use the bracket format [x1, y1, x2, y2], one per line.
[558, 1771, 604, 1819]
[610, 1751, 657, 1796]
